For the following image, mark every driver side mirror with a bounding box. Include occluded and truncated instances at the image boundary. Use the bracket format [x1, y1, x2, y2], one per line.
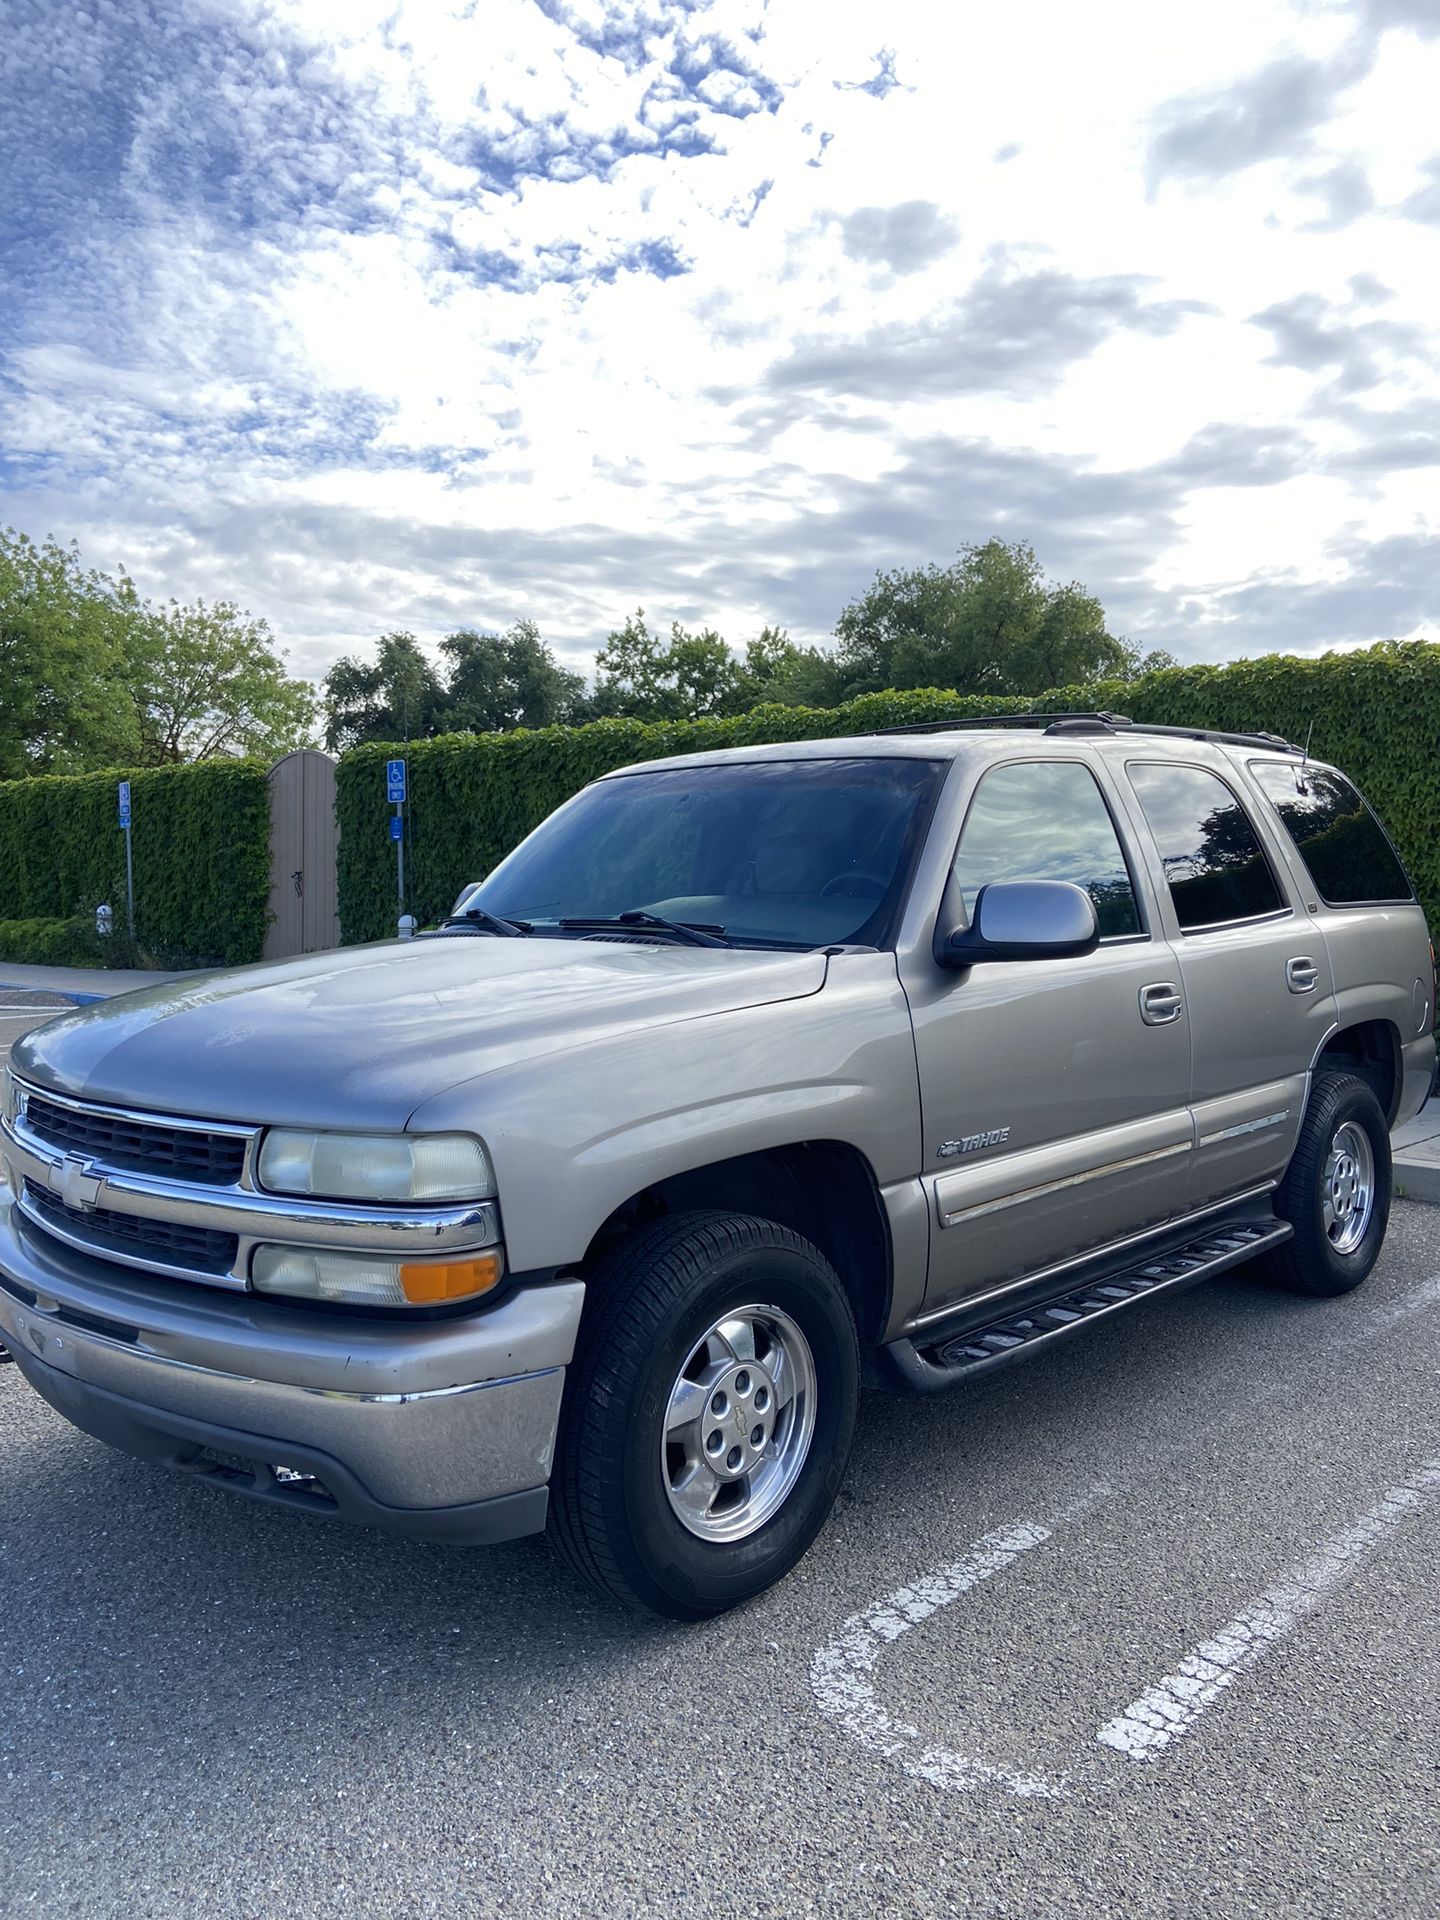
[934, 880, 1100, 969]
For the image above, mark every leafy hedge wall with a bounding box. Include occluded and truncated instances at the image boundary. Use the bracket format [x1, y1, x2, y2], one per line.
[0, 760, 270, 967]
[337, 642, 1440, 942]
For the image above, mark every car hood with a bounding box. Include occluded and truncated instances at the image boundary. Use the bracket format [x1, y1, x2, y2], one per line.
[12, 936, 828, 1130]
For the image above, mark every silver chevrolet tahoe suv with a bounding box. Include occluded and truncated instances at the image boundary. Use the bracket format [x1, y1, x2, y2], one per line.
[2, 714, 1434, 1617]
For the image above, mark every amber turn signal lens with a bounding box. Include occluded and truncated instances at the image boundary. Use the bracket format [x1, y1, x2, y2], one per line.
[398, 1252, 503, 1304]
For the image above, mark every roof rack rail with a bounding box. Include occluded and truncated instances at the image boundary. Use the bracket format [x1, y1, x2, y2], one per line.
[871, 710, 1302, 754]
[871, 710, 1131, 737]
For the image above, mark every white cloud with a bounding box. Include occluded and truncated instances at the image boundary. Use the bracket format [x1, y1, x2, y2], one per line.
[1, 0, 1437, 688]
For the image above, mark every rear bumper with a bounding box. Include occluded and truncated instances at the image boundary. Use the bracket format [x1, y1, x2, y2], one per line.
[0, 1190, 584, 1544]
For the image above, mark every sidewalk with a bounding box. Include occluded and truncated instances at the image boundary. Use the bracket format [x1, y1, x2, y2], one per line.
[0, 962, 185, 1004]
[1392, 1095, 1440, 1206]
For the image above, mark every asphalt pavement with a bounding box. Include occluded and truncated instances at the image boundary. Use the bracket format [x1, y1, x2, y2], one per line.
[2, 1192, 1438, 1916]
[0, 990, 93, 1074]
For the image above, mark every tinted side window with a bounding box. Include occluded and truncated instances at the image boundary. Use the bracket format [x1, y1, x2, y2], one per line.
[1248, 762, 1412, 906]
[952, 761, 1141, 938]
[1128, 763, 1283, 931]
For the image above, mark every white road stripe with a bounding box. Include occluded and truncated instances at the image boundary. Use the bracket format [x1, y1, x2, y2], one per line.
[809, 1270, 1440, 1796]
[810, 1485, 1112, 1800]
[1353, 1270, 1440, 1335]
[1097, 1457, 1440, 1761]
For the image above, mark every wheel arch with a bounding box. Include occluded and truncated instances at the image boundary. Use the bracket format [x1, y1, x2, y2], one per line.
[1311, 1018, 1403, 1125]
[576, 1140, 894, 1345]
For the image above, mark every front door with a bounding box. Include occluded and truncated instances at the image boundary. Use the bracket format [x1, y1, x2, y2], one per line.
[901, 756, 1193, 1314]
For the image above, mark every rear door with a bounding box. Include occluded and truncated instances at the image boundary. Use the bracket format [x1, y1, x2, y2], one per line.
[1116, 752, 1335, 1211]
[900, 753, 1193, 1313]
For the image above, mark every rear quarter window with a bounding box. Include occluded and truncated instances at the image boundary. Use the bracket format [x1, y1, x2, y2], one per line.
[1248, 762, 1412, 906]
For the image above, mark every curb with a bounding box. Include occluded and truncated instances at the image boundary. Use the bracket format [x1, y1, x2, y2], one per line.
[1393, 1158, 1440, 1207]
[0, 985, 104, 1007]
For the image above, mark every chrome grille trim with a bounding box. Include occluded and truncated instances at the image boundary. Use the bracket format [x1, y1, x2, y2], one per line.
[1, 1079, 502, 1293]
[12, 1076, 254, 1159]
[22, 1179, 239, 1276]
[21, 1089, 249, 1184]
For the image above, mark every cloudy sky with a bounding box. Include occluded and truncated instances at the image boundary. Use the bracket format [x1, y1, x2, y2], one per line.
[2, 0, 1438, 687]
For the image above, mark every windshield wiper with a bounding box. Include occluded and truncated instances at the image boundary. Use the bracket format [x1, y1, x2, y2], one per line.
[557, 910, 731, 949]
[442, 906, 532, 937]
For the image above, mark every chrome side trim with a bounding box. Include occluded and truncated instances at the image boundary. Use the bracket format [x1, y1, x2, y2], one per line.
[908, 1182, 1279, 1335]
[1197, 1109, 1290, 1149]
[937, 1140, 1191, 1229]
[1178, 907, 1294, 936]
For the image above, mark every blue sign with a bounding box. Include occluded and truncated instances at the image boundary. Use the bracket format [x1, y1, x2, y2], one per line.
[117, 780, 131, 828]
[386, 757, 407, 802]
[389, 815, 403, 841]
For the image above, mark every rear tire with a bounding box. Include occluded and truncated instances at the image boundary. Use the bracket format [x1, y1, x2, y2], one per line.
[1257, 1070, 1390, 1297]
[551, 1211, 859, 1619]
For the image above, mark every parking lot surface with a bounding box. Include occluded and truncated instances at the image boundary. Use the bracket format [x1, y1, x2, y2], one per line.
[3, 1180, 1438, 1918]
[0, 990, 85, 1068]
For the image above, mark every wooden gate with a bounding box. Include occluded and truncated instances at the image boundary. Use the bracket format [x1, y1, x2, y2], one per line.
[265, 750, 340, 959]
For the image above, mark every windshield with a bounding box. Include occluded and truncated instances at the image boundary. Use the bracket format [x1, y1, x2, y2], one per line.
[470, 756, 945, 949]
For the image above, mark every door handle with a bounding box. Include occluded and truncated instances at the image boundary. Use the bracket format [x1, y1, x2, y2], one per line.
[1140, 981, 1184, 1026]
[1286, 955, 1319, 995]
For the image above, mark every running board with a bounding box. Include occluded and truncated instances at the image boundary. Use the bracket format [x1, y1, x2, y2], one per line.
[877, 1219, 1291, 1395]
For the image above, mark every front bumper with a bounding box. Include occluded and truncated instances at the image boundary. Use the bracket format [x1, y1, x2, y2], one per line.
[0, 1189, 584, 1545]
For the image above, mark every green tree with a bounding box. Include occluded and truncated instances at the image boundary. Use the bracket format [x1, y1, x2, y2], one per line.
[0, 528, 138, 777]
[591, 610, 675, 719]
[439, 620, 587, 732]
[835, 539, 1129, 697]
[738, 626, 846, 709]
[663, 621, 746, 719]
[592, 611, 748, 721]
[124, 599, 316, 763]
[322, 631, 447, 751]
[1119, 641, 1180, 679]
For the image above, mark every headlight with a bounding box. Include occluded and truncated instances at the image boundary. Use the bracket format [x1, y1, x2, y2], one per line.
[0, 1067, 14, 1124]
[256, 1130, 495, 1202]
[251, 1245, 503, 1307]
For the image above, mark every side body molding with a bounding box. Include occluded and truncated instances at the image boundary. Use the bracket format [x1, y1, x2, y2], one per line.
[933, 1108, 1194, 1230]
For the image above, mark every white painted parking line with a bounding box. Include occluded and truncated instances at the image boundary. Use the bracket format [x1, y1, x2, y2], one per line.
[1353, 1270, 1440, 1335]
[1097, 1456, 1440, 1761]
[809, 1271, 1440, 1797]
[810, 1484, 1112, 1800]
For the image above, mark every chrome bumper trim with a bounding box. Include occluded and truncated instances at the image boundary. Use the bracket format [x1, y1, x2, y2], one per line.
[0, 1198, 585, 1512]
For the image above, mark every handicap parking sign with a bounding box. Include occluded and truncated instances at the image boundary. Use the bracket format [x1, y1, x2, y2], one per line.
[386, 758, 407, 803]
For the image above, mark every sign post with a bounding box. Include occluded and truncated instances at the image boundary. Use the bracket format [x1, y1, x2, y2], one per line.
[117, 780, 134, 938]
[386, 758, 407, 931]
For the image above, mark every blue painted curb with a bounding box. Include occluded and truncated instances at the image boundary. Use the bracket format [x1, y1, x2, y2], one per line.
[0, 984, 105, 1006]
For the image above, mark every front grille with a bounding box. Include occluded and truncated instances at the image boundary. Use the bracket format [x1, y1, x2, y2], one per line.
[21, 1092, 248, 1186]
[23, 1178, 240, 1276]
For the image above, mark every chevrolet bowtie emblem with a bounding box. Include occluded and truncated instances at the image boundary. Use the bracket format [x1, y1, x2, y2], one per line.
[54, 1155, 104, 1211]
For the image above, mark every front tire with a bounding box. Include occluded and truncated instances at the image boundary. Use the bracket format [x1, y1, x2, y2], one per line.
[1258, 1070, 1391, 1296]
[551, 1212, 860, 1619]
